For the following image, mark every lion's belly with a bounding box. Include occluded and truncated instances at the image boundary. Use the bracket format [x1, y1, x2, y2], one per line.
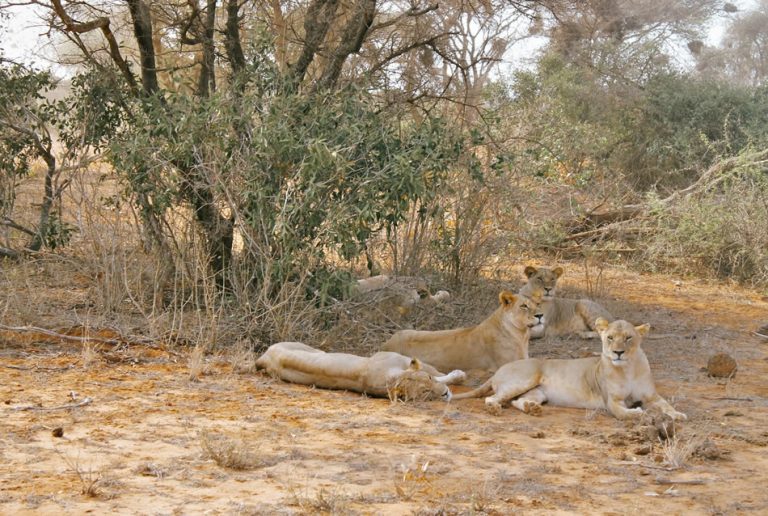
[539, 360, 603, 409]
[277, 370, 365, 393]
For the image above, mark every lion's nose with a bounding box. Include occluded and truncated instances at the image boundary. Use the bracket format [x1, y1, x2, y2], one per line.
[442, 390, 452, 402]
[614, 350, 624, 358]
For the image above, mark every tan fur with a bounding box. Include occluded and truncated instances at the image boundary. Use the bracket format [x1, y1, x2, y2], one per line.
[381, 291, 544, 372]
[255, 342, 466, 401]
[453, 318, 687, 421]
[520, 265, 613, 339]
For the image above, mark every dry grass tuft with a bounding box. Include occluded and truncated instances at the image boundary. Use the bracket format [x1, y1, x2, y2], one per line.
[80, 343, 99, 369]
[187, 345, 208, 382]
[57, 451, 104, 498]
[288, 485, 351, 514]
[199, 430, 273, 470]
[659, 434, 700, 469]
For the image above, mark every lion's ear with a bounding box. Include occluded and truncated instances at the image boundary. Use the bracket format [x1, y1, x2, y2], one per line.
[499, 291, 516, 307]
[553, 266, 564, 278]
[524, 265, 537, 278]
[409, 358, 422, 371]
[635, 323, 650, 337]
[595, 317, 610, 332]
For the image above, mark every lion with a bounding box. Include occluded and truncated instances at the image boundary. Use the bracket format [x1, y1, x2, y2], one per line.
[381, 291, 544, 372]
[255, 342, 466, 401]
[520, 265, 613, 339]
[453, 318, 687, 421]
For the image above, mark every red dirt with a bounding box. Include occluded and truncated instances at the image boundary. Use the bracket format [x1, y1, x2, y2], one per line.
[2, 270, 768, 514]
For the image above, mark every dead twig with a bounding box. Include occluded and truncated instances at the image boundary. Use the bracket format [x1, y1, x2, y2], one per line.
[12, 396, 93, 412]
[702, 396, 753, 402]
[615, 461, 675, 471]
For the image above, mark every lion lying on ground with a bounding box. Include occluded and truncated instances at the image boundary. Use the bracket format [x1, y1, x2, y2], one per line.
[520, 265, 613, 339]
[255, 342, 466, 401]
[381, 291, 544, 372]
[453, 318, 687, 420]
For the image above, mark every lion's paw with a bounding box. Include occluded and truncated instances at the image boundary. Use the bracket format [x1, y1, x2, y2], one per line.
[484, 398, 503, 416]
[669, 410, 687, 421]
[523, 401, 542, 416]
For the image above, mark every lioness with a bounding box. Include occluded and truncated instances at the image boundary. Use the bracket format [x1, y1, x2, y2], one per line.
[381, 291, 544, 372]
[453, 318, 687, 421]
[255, 342, 466, 401]
[520, 265, 613, 339]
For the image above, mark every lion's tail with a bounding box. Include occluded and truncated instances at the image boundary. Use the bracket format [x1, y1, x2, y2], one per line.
[451, 378, 493, 400]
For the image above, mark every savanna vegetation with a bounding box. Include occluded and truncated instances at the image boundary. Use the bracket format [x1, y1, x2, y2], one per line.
[1, 0, 767, 350]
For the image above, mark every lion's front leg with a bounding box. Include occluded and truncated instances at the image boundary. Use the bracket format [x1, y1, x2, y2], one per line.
[606, 396, 643, 420]
[646, 394, 687, 421]
[434, 370, 467, 385]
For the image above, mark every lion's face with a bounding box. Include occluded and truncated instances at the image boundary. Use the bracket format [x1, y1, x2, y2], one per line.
[524, 265, 563, 300]
[499, 290, 545, 331]
[387, 360, 452, 402]
[596, 318, 649, 367]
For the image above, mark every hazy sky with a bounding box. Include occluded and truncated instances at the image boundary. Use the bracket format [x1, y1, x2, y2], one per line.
[1, 1, 759, 76]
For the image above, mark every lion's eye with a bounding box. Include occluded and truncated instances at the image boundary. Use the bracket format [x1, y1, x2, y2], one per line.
[607, 336, 614, 341]
[522, 304, 529, 311]
[626, 336, 632, 342]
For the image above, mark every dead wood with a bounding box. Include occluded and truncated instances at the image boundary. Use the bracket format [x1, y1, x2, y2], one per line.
[564, 149, 768, 244]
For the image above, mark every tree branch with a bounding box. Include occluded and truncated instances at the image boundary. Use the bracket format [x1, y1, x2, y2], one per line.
[49, 0, 139, 94]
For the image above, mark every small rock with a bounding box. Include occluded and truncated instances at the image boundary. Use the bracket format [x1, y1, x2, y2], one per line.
[52, 427, 64, 438]
[654, 415, 676, 441]
[530, 431, 545, 439]
[707, 353, 737, 378]
[634, 445, 651, 456]
[694, 439, 725, 460]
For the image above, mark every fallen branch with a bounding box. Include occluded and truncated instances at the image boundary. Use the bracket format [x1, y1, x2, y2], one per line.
[12, 396, 93, 412]
[1, 364, 75, 372]
[702, 396, 753, 402]
[655, 477, 708, 486]
[0, 324, 182, 357]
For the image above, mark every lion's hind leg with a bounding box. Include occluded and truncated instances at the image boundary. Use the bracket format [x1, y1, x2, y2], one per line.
[510, 387, 546, 415]
[576, 300, 613, 339]
[484, 364, 542, 415]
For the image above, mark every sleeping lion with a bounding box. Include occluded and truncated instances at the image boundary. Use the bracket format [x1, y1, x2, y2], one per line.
[255, 342, 466, 401]
[453, 318, 687, 421]
[381, 290, 544, 372]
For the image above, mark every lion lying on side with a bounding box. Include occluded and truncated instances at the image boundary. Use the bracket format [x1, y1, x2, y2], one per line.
[381, 291, 544, 372]
[453, 318, 686, 420]
[255, 342, 466, 401]
[520, 265, 613, 339]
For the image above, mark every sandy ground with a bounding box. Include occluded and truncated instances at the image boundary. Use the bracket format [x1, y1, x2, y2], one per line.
[2, 269, 768, 515]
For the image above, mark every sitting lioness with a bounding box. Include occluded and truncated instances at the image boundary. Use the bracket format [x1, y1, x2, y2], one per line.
[381, 291, 544, 372]
[453, 318, 687, 421]
[255, 342, 466, 401]
[520, 265, 613, 339]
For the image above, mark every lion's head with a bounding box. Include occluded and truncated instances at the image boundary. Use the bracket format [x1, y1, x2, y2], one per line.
[386, 359, 452, 402]
[523, 265, 563, 300]
[595, 317, 649, 367]
[499, 290, 545, 331]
